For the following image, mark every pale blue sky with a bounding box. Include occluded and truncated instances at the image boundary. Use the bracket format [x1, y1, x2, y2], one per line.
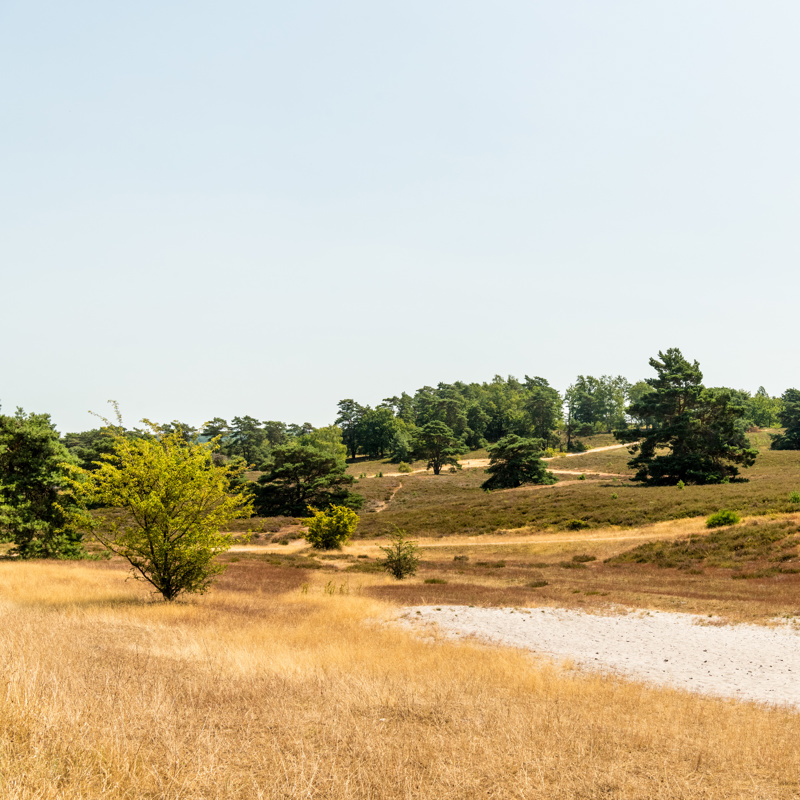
[1, 1, 798, 432]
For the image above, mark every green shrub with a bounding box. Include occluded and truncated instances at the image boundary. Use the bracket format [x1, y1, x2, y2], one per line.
[303, 505, 359, 550]
[565, 519, 590, 531]
[572, 554, 596, 563]
[397, 462, 413, 474]
[424, 578, 447, 584]
[453, 554, 469, 562]
[706, 510, 741, 529]
[611, 493, 618, 499]
[789, 491, 800, 504]
[677, 480, 685, 490]
[379, 528, 419, 580]
[578, 474, 586, 481]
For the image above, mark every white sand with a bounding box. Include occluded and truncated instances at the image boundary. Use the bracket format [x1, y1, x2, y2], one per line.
[397, 606, 800, 709]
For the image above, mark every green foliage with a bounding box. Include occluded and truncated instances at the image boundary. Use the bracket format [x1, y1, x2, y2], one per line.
[789, 491, 800, 504]
[61, 428, 118, 471]
[303, 505, 359, 550]
[706, 509, 741, 528]
[570, 375, 630, 433]
[256, 444, 363, 517]
[615, 348, 758, 485]
[677, 480, 685, 490]
[413, 421, 465, 475]
[335, 399, 366, 460]
[379, 528, 420, 579]
[771, 388, 800, 450]
[0, 408, 86, 559]
[299, 425, 348, 463]
[564, 519, 590, 531]
[397, 462, 413, 473]
[481, 434, 556, 490]
[359, 406, 398, 459]
[64, 417, 253, 600]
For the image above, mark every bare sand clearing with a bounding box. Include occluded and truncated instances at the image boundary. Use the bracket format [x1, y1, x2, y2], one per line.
[398, 605, 800, 709]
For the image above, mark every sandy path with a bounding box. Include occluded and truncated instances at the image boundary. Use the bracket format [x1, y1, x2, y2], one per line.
[398, 606, 800, 709]
[372, 480, 404, 513]
[360, 443, 634, 478]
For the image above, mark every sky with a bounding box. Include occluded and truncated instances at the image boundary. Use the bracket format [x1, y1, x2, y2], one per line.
[2, 1, 798, 433]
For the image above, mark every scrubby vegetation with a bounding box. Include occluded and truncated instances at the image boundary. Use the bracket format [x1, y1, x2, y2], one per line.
[608, 518, 800, 574]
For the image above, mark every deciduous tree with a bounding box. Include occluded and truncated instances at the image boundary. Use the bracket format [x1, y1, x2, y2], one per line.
[65, 417, 252, 600]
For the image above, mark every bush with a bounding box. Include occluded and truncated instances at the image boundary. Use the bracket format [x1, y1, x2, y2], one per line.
[303, 505, 359, 550]
[790, 491, 800, 504]
[379, 528, 419, 579]
[424, 578, 447, 584]
[527, 579, 549, 588]
[565, 519, 590, 531]
[572, 554, 596, 563]
[397, 462, 413, 473]
[677, 480, 685, 490]
[706, 510, 741, 529]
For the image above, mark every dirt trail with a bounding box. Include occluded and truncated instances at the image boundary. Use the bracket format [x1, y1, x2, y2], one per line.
[365, 442, 632, 478]
[372, 480, 404, 513]
[548, 469, 627, 478]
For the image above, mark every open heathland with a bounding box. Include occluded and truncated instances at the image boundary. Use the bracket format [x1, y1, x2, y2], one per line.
[349, 450, 800, 538]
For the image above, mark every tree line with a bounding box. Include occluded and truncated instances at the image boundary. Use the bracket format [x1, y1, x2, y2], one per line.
[1, 354, 799, 565]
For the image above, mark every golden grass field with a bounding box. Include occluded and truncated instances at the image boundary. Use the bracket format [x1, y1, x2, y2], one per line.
[3, 545, 800, 799]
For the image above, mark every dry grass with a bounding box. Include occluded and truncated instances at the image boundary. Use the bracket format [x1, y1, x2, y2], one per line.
[1, 560, 800, 799]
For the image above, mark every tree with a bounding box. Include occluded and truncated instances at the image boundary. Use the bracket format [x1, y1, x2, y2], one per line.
[303, 505, 359, 550]
[523, 376, 562, 445]
[572, 375, 629, 433]
[413, 421, 465, 475]
[771, 388, 800, 450]
[62, 427, 118, 471]
[335, 399, 366, 459]
[0, 407, 85, 559]
[359, 406, 397, 458]
[481, 434, 556, 490]
[626, 381, 655, 427]
[229, 415, 268, 465]
[615, 349, 757, 485]
[299, 425, 347, 462]
[749, 387, 781, 429]
[379, 528, 419, 579]
[201, 417, 230, 440]
[255, 443, 363, 517]
[64, 419, 252, 600]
